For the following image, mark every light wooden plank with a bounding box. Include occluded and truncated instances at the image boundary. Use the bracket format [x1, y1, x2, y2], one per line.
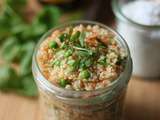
[0, 77, 160, 120]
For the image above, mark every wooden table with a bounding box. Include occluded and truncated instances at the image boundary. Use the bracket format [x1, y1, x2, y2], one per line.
[0, 77, 160, 120]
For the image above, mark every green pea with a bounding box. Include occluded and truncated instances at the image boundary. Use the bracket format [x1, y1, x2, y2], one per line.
[70, 31, 80, 41]
[79, 69, 91, 79]
[59, 79, 69, 88]
[64, 49, 73, 57]
[59, 33, 69, 42]
[49, 41, 58, 49]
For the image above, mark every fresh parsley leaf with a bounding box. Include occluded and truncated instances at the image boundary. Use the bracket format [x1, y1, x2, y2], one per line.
[79, 31, 86, 47]
[18, 75, 38, 97]
[33, 6, 61, 29]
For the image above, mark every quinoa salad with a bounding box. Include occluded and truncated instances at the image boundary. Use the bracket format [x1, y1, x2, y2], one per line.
[37, 24, 127, 91]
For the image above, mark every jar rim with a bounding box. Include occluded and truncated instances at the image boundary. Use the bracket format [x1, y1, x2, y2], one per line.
[32, 20, 132, 99]
[112, 0, 160, 29]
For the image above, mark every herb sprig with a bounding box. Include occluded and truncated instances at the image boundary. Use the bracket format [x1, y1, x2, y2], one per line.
[0, 0, 61, 96]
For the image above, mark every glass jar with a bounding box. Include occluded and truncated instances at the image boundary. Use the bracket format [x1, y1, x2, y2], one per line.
[112, 0, 160, 78]
[32, 21, 132, 120]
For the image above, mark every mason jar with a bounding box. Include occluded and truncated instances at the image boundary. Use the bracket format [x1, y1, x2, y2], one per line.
[32, 21, 132, 120]
[112, 0, 160, 78]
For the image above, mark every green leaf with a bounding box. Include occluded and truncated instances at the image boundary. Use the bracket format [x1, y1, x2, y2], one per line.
[79, 59, 86, 69]
[32, 24, 47, 37]
[0, 65, 21, 90]
[18, 75, 38, 97]
[0, 66, 11, 89]
[60, 42, 68, 49]
[79, 31, 86, 47]
[85, 59, 92, 67]
[0, 18, 11, 41]
[67, 59, 76, 66]
[1, 37, 21, 62]
[0, 7, 23, 41]
[5, 0, 26, 15]
[78, 50, 90, 58]
[11, 24, 28, 35]
[73, 46, 93, 56]
[51, 59, 61, 67]
[98, 56, 107, 66]
[67, 59, 78, 72]
[33, 6, 61, 29]
[17, 24, 47, 42]
[0, 2, 61, 97]
[19, 42, 35, 76]
[70, 31, 80, 41]
[64, 49, 73, 57]
[59, 33, 69, 42]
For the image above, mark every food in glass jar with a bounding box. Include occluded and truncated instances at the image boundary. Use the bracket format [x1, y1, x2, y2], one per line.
[37, 24, 127, 91]
[33, 21, 132, 120]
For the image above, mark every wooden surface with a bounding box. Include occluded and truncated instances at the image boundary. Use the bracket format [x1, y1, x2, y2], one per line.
[0, 77, 160, 120]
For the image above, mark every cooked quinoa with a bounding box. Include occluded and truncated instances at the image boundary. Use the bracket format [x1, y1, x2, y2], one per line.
[37, 25, 127, 91]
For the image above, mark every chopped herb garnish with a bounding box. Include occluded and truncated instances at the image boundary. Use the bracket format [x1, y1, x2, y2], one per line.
[64, 49, 73, 57]
[39, 24, 127, 91]
[49, 41, 58, 49]
[60, 42, 68, 49]
[85, 59, 92, 67]
[55, 50, 65, 59]
[52, 59, 61, 66]
[59, 33, 69, 42]
[79, 59, 86, 69]
[67, 59, 76, 66]
[73, 46, 93, 56]
[79, 69, 91, 79]
[78, 50, 90, 57]
[87, 49, 94, 56]
[116, 56, 126, 66]
[79, 31, 86, 47]
[99, 42, 106, 49]
[73, 46, 86, 51]
[70, 31, 80, 41]
[67, 59, 79, 72]
[67, 66, 76, 72]
[59, 79, 69, 88]
[79, 59, 92, 69]
[98, 56, 107, 65]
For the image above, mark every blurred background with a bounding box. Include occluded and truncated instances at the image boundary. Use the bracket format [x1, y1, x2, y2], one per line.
[0, 0, 160, 120]
[0, 0, 114, 97]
